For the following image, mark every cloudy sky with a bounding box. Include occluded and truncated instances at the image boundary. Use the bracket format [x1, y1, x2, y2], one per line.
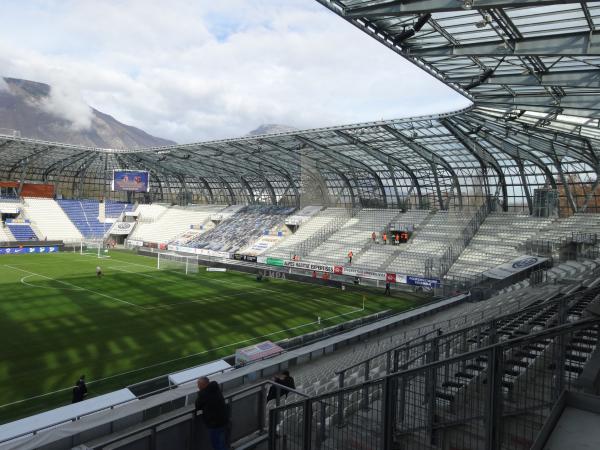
[0, 0, 470, 143]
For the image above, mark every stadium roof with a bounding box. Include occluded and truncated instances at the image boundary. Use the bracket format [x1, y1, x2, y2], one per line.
[2, 0, 600, 212]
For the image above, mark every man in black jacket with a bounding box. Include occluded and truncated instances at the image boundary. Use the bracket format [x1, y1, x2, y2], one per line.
[267, 370, 296, 402]
[72, 375, 88, 403]
[195, 377, 228, 450]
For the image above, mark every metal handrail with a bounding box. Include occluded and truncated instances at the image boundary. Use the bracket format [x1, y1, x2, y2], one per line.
[270, 317, 600, 448]
[331, 288, 582, 384]
[334, 328, 440, 376]
[0, 379, 308, 446]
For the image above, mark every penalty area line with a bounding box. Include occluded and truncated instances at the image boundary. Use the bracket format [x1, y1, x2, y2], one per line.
[4, 265, 146, 309]
[108, 262, 282, 295]
[20, 274, 84, 291]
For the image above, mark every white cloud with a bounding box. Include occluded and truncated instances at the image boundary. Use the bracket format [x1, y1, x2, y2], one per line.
[0, 0, 470, 143]
[39, 83, 94, 130]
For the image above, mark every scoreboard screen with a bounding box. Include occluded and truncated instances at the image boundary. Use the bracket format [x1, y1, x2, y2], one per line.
[112, 170, 150, 192]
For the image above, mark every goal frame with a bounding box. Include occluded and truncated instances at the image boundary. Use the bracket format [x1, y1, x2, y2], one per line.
[157, 252, 199, 275]
[80, 240, 110, 259]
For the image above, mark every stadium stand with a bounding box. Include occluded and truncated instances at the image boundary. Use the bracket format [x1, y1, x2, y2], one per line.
[0, 226, 14, 242]
[302, 208, 402, 266]
[267, 207, 351, 259]
[287, 282, 567, 400]
[278, 259, 598, 400]
[0, 200, 20, 241]
[386, 210, 476, 277]
[57, 199, 113, 238]
[104, 200, 134, 218]
[129, 205, 224, 245]
[270, 271, 600, 449]
[238, 224, 291, 255]
[446, 212, 554, 281]
[209, 204, 245, 222]
[132, 203, 168, 222]
[535, 213, 600, 245]
[351, 209, 431, 270]
[21, 198, 83, 243]
[187, 205, 295, 253]
[57, 199, 133, 239]
[284, 205, 324, 226]
[6, 222, 37, 240]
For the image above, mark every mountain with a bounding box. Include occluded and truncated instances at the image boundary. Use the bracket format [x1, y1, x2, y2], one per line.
[247, 124, 298, 136]
[0, 77, 176, 148]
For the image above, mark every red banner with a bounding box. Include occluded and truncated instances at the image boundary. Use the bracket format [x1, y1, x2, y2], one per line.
[386, 273, 397, 283]
[334, 266, 343, 275]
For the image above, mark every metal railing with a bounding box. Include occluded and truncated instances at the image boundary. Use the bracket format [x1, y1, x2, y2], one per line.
[332, 283, 600, 394]
[270, 317, 600, 450]
[332, 290, 546, 389]
[3, 380, 305, 450]
[431, 201, 491, 279]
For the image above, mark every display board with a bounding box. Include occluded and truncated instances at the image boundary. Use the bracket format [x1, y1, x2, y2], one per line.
[112, 170, 150, 192]
[483, 255, 549, 280]
[235, 341, 284, 366]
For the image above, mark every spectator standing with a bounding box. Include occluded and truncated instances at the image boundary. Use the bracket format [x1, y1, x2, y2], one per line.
[72, 374, 87, 403]
[267, 370, 296, 402]
[348, 250, 353, 264]
[383, 233, 388, 245]
[385, 282, 391, 296]
[395, 233, 400, 245]
[371, 231, 376, 242]
[195, 376, 229, 450]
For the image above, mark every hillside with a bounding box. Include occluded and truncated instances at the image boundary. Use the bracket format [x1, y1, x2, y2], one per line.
[0, 77, 176, 149]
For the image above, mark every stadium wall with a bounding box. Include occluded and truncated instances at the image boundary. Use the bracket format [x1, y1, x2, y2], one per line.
[0, 181, 54, 198]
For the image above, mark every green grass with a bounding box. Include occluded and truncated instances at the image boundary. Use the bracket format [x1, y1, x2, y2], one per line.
[0, 250, 425, 423]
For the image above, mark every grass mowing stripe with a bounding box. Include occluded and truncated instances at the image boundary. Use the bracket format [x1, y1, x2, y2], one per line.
[4, 265, 145, 309]
[108, 263, 281, 296]
[0, 302, 366, 410]
[0, 250, 425, 423]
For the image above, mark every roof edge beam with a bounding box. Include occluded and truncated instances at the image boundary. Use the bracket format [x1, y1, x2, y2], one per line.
[410, 31, 600, 57]
[344, 0, 584, 17]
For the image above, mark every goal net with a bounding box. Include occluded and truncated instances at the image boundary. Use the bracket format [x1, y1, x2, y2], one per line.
[157, 252, 199, 275]
[80, 240, 110, 259]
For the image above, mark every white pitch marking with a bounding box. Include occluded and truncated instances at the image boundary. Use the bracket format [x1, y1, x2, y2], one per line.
[109, 261, 282, 295]
[20, 274, 84, 291]
[4, 265, 145, 309]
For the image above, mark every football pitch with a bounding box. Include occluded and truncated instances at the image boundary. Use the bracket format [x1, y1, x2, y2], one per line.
[0, 250, 425, 423]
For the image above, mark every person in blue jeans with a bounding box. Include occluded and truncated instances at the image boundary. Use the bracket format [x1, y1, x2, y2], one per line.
[195, 376, 229, 450]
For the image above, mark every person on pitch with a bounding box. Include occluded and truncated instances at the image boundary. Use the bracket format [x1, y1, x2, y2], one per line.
[385, 281, 391, 296]
[96, 266, 103, 278]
